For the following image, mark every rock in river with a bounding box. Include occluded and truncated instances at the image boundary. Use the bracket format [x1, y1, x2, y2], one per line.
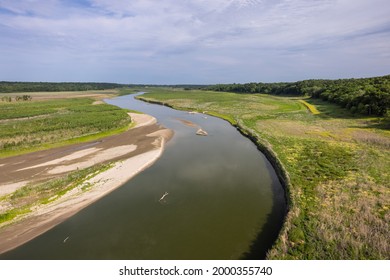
[196, 128, 208, 136]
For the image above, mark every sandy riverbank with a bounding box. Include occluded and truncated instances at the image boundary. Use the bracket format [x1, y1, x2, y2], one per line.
[0, 112, 173, 254]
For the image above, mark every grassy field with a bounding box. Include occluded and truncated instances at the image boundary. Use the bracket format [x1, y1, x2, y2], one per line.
[0, 90, 132, 158]
[0, 89, 140, 227]
[139, 88, 390, 259]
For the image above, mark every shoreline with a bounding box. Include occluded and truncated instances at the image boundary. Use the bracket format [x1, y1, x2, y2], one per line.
[0, 113, 173, 255]
[136, 96, 291, 259]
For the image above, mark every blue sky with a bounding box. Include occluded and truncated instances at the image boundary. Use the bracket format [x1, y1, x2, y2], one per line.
[0, 0, 389, 84]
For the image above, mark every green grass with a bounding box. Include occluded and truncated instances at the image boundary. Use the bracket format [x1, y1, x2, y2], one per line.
[0, 208, 31, 224]
[0, 91, 133, 225]
[139, 87, 390, 259]
[0, 97, 132, 158]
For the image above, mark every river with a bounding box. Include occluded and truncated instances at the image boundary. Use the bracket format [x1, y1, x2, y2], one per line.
[1, 93, 286, 259]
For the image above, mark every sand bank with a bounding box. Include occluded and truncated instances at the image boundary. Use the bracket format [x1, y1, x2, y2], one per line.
[0, 113, 173, 254]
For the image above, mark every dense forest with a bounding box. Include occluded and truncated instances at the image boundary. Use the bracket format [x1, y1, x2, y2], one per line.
[206, 75, 390, 116]
[0, 82, 131, 93]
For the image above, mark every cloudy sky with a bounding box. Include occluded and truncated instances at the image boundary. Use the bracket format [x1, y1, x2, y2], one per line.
[0, 0, 389, 84]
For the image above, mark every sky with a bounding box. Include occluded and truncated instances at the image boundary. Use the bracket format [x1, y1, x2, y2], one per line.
[0, 0, 389, 84]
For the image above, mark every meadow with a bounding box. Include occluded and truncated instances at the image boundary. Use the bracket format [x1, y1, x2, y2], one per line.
[0, 91, 132, 158]
[139, 88, 390, 259]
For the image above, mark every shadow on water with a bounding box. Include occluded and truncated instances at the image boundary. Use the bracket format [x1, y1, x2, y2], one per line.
[240, 179, 287, 259]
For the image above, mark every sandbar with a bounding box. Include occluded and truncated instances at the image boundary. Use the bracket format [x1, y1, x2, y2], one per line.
[0, 112, 173, 254]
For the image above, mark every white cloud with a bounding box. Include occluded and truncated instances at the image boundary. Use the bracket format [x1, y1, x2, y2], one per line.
[0, 0, 389, 83]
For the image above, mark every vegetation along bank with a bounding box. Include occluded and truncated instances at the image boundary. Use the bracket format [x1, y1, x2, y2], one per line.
[0, 89, 133, 225]
[138, 85, 389, 259]
[0, 89, 173, 253]
[0, 77, 388, 259]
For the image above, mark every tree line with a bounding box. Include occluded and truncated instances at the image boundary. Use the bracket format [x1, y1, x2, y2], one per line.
[0, 82, 131, 93]
[206, 75, 390, 116]
[0, 82, 209, 93]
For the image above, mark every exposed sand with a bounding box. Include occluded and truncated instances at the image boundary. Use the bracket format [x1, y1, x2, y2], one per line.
[176, 118, 208, 136]
[176, 118, 199, 128]
[47, 145, 137, 174]
[0, 112, 173, 254]
[17, 147, 102, 171]
[0, 181, 29, 197]
[129, 112, 157, 128]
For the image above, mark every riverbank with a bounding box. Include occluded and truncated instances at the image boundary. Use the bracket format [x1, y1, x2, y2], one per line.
[138, 88, 390, 259]
[138, 95, 290, 259]
[137, 95, 292, 197]
[0, 112, 173, 254]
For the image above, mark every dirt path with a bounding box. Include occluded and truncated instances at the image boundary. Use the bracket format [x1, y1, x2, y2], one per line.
[0, 113, 173, 254]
